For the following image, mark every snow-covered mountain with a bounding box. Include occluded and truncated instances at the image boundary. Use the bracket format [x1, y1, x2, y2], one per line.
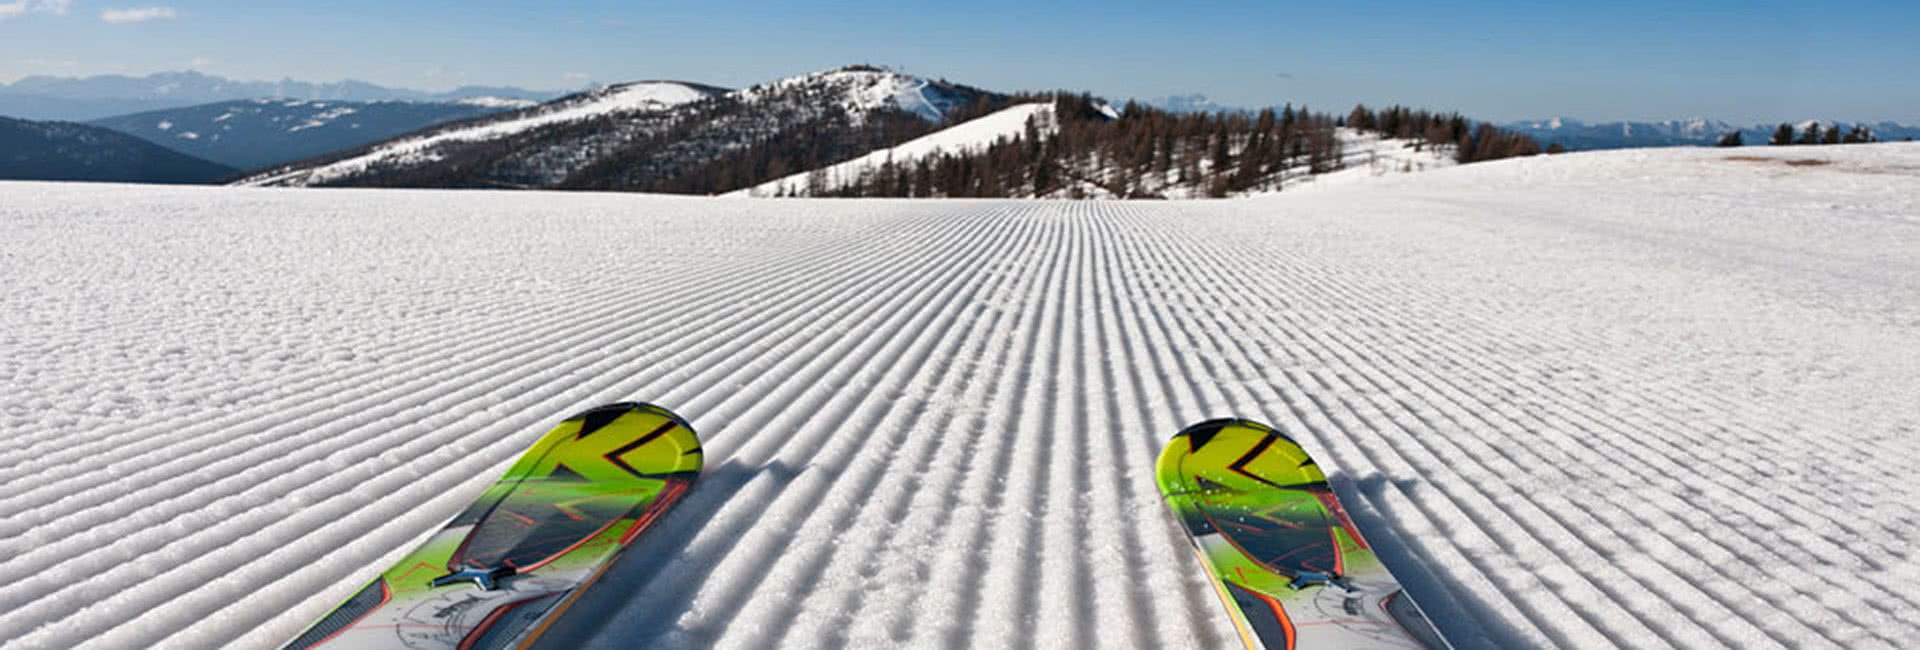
[1138, 93, 1241, 114]
[89, 98, 531, 171]
[1504, 117, 1920, 149]
[238, 66, 1003, 191]
[0, 115, 234, 183]
[0, 71, 565, 122]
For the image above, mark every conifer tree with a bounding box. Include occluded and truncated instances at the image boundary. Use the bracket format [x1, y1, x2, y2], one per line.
[1770, 123, 1795, 145]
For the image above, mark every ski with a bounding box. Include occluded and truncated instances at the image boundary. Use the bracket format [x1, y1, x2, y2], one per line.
[284, 402, 703, 650]
[1156, 418, 1448, 649]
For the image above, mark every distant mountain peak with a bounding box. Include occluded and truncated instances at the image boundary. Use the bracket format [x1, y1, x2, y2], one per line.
[0, 71, 570, 121]
[1501, 116, 1919, 150]
[740, 66, 980, 123]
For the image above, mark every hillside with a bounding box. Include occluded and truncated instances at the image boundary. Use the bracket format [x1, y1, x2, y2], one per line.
[0, 116, 235, 183]
[90, 98, 531, 171]
[725, 102, 1057, 197]
[238, 67, 1002, 192]
[762, 98, 1528, 199]
[3, 142, 1917, 648]
[232, 68, 1538, 199]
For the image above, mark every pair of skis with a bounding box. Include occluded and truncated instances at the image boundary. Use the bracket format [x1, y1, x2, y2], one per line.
[285, 405, 1443, 649]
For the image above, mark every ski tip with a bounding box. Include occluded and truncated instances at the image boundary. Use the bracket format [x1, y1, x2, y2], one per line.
[1171, 417, 1296, 452]
[564, 401, 694, 431]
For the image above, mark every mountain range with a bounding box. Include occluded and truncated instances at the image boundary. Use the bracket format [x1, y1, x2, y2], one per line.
[0, 71, 565, 121]
[1500, 118, 1920, 149]
[0, 116, 234, 183]
[237, 66, 1002, 192]
[89, 97, 533, 171]
[1137, 94, 1920, 150]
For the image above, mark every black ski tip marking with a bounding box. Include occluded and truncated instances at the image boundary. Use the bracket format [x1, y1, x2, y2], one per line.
[566, 401, 642, 421]
[1179, 418, 1242, 451]
[575, 406, 630, 439]
[564, 402, 695, 442]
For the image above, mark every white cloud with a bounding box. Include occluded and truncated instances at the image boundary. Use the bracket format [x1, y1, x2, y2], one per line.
[0, 0, 72, 20]
[101, 6, 177, 23]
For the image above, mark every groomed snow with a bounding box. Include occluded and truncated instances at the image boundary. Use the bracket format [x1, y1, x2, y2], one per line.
[725, 102, 1055, 197]
[235, 82, 713, 187]
[2, 143, 1918, 649]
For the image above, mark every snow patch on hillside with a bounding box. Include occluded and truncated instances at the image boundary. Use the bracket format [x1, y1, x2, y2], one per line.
[727, 102, 1055, 197]
[1275, 128, 1459, 192]
[454, 96, 539, 109]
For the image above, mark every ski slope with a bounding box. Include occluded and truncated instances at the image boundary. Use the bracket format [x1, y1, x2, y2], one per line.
[2, 143, 1917, 649]
[724, 102, 1055, 198]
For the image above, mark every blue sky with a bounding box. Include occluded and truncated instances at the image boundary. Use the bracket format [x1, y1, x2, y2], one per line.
[3, 0, 1917, 123]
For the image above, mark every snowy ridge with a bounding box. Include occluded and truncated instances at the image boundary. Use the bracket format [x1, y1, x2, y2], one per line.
[732, 67, 966, 123]
[453, 96, 540, 109]
[3, 143, 1918, 649]
[725, 102, 1055, 197]
[235, 82, 717, 186]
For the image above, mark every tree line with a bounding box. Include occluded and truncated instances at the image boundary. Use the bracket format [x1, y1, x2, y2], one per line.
[815, 97, 1541, 198]
[1716, 123, 1880, 147]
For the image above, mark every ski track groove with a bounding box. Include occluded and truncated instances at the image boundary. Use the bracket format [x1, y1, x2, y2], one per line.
[849, 214, 1056, 647]
[772, 210, 1042, 650]
[1083, 209, 1204, 649]
[1097, 203, 1240, 647]
[1185, 207, 1916, 646]
[937, 210, 1064, 650]
[1178, 221, 1738, 646]
[608, 207, 1050, 649]
[1126, 204, 1598, 648]
[0, 207, 957, 645]
[3, 156, 1916, 650]
[13, 205, 973, 648]
[687, 206, 1037, 648]
[0, 204, 910, 522]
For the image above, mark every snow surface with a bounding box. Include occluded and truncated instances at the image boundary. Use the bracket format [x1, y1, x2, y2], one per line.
[235, 82, 714, 186]
[3, 143, 1919, 649]
[725, 102, 1055, 197]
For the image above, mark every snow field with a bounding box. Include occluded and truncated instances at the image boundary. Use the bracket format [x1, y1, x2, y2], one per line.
[2, 143, 1918, 649]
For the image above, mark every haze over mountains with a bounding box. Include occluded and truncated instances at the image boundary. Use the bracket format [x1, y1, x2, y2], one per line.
[1141, 94, 1920, 150]
[0, 71, 565, 122]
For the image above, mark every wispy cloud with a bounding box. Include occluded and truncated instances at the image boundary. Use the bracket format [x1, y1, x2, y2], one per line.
[101, 6, 177, 23]
[189, 56, 213, 68]
[0, 0, 71, 20]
